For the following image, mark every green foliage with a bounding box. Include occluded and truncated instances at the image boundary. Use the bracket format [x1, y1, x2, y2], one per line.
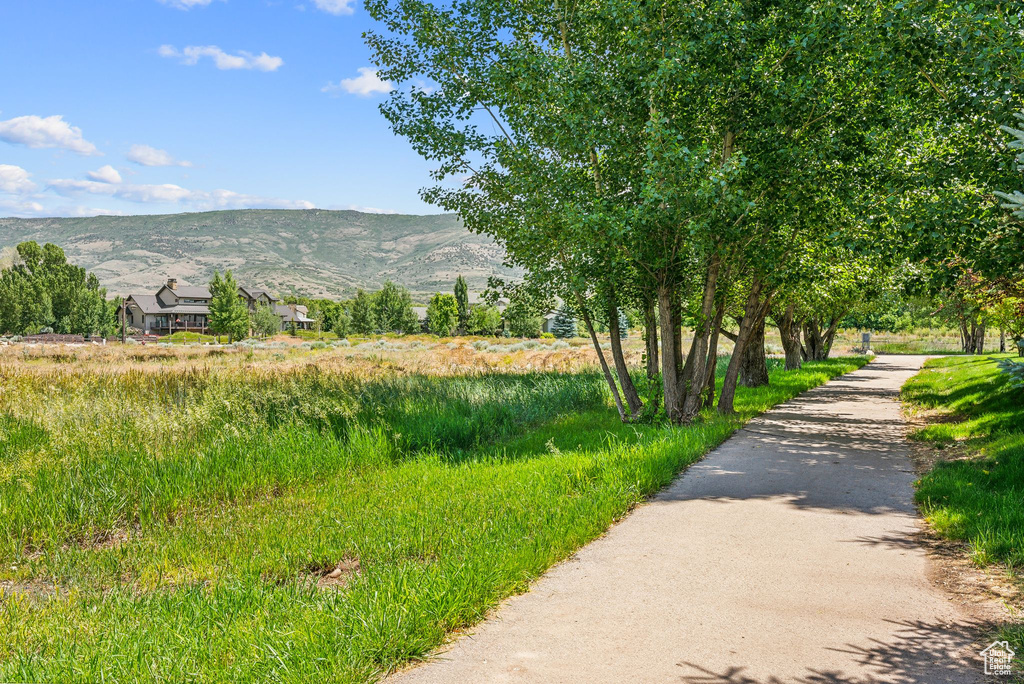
[466, 304, 502, 336]
[374, 281, 419, 334]
[454, 275, 469, 332]
[426, 293, 459, 336]
[207, 271, 250, 342]
[251, 303, 280, 338]
[349, 289, 377, 335]
[0, 241, 115, 336]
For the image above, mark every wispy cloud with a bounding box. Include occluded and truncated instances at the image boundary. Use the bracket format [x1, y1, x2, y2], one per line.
[158, 45, 283, 72]
[127, 144, 192, 168]
[0, 114, 100, 156]
[312, 0, 356, 15]
[322, 68, 393, 97]
[0, 164, 38, 194]
[48, 172, 314, 211]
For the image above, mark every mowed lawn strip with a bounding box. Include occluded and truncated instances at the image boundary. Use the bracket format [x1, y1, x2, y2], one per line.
[0, 356, 865, 683]
[902, 354, 1024, 662]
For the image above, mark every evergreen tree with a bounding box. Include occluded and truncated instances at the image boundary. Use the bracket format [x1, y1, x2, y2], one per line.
[207, 270, 249, 341]
[551, 306, 577, 339]
[454, 275, 469, 333]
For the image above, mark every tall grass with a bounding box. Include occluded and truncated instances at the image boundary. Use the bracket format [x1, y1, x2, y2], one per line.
[0, 354, 866, 682]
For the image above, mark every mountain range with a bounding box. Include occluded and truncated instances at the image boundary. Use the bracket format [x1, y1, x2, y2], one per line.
[0, 209, 521, 299]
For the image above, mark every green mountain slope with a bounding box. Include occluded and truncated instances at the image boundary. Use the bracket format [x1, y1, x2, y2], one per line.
[0, 209, 520, 298]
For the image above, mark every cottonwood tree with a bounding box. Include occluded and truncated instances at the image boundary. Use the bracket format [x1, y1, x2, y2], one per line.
[427, 292, 459, 336]
[365, 0, 998, 422]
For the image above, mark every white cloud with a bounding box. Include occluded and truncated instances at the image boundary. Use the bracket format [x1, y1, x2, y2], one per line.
[86, 165, 122, 184]
[0, 198, 46, 217]
[159, 45, 283, 72]
[126, 144, 192, 167]
[322, 68, 394, 97]
[157, 0, 216, 9]
[0, 165, 38, 194]
[0, 114, 100, 156]
[47, 173, 314, 211]
[312, 0, 355, 15]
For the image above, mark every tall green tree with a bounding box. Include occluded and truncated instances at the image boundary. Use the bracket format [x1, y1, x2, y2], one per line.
[454, 275, 469, 333]
[427, 293, 459, 336]
[374, 281, 419, 333]
[0, 241, 114, 336]
[207, 271, 249, 342]
[350, 289, 377, 335]
[251, 302, 280, 338]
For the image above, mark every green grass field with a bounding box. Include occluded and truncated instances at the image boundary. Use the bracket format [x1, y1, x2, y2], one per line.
[902, 354, 1024, 660]
[0, 351, 865, 682]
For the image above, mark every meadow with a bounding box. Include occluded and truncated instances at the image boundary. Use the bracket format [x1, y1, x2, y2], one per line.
[0, 340, 865, 682]
[902, 354, 1024, 660]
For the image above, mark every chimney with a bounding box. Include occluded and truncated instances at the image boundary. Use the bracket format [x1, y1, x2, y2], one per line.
[167, 278, 178, 290]
[288, 303, 297, 313]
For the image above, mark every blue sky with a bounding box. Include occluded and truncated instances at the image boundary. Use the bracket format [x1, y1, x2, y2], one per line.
[0, 0, 438, 217]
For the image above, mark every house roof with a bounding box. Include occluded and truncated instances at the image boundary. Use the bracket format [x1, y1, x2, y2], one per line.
[125, 296, 211, 316]
[275, 304, 313, 323]
[239, 286, 276, 301]
[125, 295, 163, 314]
[157, 285, 211, 300]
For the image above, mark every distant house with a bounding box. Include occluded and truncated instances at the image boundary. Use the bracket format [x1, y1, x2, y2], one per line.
[121, 279, 213, 335]
[540, 311, 559, 334]
[120, 278, 312, 335]
[275, 302, 314, 332]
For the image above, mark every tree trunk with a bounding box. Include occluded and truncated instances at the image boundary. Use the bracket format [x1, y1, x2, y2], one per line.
[680, 257, 721, 419]
[959, 319, 972, 353]
[803, 318, 824, 361]
[1000, 328, 1006, 353]
[643, 297, 659, 381]
[702, 299, 727, 409]
[776, 304, 802, 371]
[608, 301, 643, 416]
[719, 280, 771, 414]
[658, 282, 684, 424]
[972, 320, 985, 354]
[575, 290, 627, 422]
[739, 314, 769, 387]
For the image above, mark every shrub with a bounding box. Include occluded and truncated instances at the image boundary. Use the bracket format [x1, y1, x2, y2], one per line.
[997, 358, 1024, 388]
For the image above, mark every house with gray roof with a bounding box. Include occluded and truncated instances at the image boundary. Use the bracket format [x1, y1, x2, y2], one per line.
[121, 278, 313, 335]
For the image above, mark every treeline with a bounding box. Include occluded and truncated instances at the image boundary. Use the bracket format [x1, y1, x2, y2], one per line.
[283, 276, 564, 338]
[367, 0, 1024, 421]
[0, 242, 117, 337]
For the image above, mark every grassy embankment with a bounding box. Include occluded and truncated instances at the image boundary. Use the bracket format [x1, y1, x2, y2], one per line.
[902, 355, 1024, 660]
[0, 348, 865, 682]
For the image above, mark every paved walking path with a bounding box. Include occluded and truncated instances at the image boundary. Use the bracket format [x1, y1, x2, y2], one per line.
[392, 356, 991, 684]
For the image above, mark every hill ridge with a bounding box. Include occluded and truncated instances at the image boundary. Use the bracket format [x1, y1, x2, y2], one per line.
[0, 209, 520, 298]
